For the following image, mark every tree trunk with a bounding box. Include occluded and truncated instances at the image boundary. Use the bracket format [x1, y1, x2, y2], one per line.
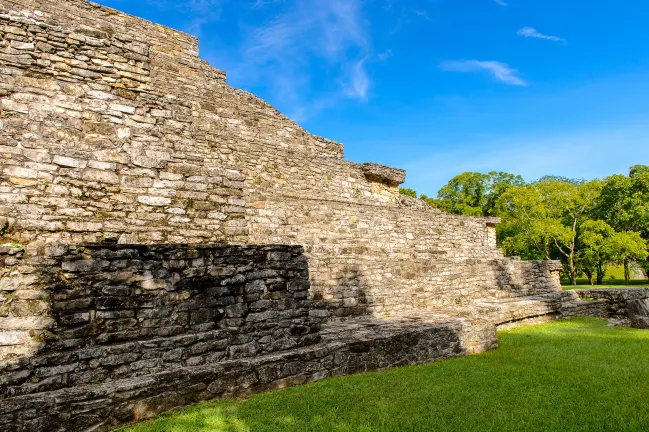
[570, 252, 577, 285]
[624, 258, 630, 284]
[570, 221, 577, 286]
[596, 261, 604, 285]
[585, 269, 593, 286]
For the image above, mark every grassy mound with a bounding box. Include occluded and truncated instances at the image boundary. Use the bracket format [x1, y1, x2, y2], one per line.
[122, 318, 649, 432]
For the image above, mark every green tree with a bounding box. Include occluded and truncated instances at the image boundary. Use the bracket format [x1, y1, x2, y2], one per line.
[535, 175, 586, 185]
[602, 231, 649, 283]
[436, 171, 524, 217]
[436, 172, 488, 216]
[577, 220, 615, 285]
[497, 185, 556, 260]
[485, 172, 527, 214]
[629, 165, 649, 281]
[496, 179, 602, 284]
[595, 165, 649, 281]
[419, 194, 436, 207]
[399, 188, 417, 198]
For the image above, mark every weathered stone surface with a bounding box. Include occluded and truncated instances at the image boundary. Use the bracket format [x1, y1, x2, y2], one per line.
[0, 1, 646, 431]
[361, 162, 406, 186]
[0, 244, 320, 395]
[0, 313, 491, 432]
[569, 288, 649, 329]
[0, 0, 541, 319]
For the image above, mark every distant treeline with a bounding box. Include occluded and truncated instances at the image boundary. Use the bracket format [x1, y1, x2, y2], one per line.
[400, 166, 649, 285]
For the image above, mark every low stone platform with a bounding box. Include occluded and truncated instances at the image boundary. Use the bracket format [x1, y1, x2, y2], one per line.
[0, 292, 611, 430]
[0, 315, 492, 431]
[2, 289, 648, 431]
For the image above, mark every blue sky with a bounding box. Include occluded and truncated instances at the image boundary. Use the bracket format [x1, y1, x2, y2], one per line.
[95, 0, 649, 196]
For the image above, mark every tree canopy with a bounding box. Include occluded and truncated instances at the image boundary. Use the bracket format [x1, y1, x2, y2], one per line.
[405, 165, 649, 284]
[434, 171, 524, 217]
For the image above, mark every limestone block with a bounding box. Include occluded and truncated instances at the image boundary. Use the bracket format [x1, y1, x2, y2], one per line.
[360, 163, 406, 186]
[138, 195, 172, 206]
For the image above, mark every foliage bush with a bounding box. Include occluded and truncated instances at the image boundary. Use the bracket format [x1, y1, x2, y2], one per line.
[399, 188, 417, 198]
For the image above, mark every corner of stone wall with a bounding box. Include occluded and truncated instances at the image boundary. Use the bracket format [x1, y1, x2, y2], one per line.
[352, 162, 406, 203]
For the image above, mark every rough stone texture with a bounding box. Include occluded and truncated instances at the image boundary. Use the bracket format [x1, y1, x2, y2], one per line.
[0, 0, 538, 319]
[0, 243, 498, 431]
[250, 198, 561, 317]
[570, 289, 649, 329]
[0, 1, 647, 431]
[0, 242, 646, 431]
[3, 242, 642, 432]
[360, 162, 406, 186]
[0, 314, 493, 432]
[0, 244, 323, 398]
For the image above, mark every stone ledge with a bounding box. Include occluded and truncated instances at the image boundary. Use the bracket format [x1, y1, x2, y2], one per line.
[0, 317, 487, 432]
[3, 289, 646, 431]
[360, 163, 406, 186]
[574, 288, 649, 301]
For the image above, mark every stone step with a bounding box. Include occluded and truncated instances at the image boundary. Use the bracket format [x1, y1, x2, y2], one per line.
[1, 291, 628, 432]
[0, 315, 494, 432]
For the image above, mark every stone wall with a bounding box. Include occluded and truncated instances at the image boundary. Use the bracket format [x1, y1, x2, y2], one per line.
[570, 289, 649, 329]
[252, 198, 562, 316]
[0, 241, 564, 430]
[0, 0, 563, 319]
[0, 0, 248, 245]
[0, 243, 321, 398]
[0, 314, 488, 432]
[0, 242, 501, 432]
[0, 1, 597, 430]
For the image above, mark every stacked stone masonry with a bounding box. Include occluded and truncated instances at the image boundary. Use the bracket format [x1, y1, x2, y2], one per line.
[1, 244, 322, 398]
[0, 1, 647, 431]
[0, 0, 561, 319]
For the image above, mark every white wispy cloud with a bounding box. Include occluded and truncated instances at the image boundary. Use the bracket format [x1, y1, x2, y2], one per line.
[343, 57, 370, 99]
[517, 27, 565, 43]
[493, 0, 508, 6]
[440, 60, 527, 86]
[377, 49, 393, 62]
[229, 0, 372, 120]
[146, 0, 224, 36]
[415, 10, 432, 22]
[250, 0, 285, 8]
[185, 0, 222, 12]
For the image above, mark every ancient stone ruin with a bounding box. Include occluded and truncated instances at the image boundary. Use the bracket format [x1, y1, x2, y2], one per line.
[0, 1, 648, 430]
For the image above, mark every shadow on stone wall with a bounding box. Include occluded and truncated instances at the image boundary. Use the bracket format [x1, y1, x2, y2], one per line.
[491, 258, 563, 298]
[329, 266, 370, 318]
[109, 317, 649, 432]
[492, 259, 521, 297]
[0, 244, 526, 432]
[0, 244, 323, 399]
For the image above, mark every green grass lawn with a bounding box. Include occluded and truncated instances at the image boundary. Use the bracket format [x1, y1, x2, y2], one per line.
[122, 318, 649, 432]
[562, 278, 649, 290]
